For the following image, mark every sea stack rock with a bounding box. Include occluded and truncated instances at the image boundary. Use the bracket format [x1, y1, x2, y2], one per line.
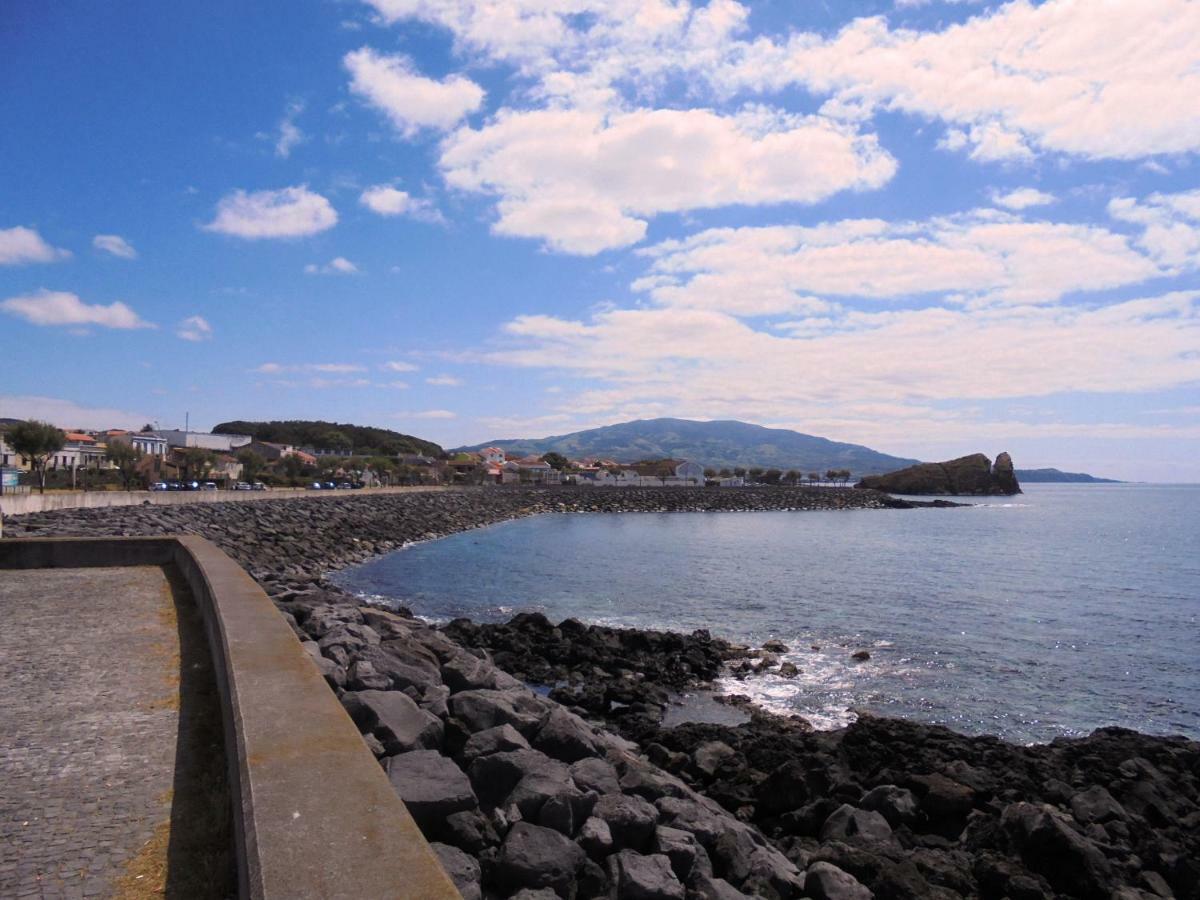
[856, 453, 1022, 495]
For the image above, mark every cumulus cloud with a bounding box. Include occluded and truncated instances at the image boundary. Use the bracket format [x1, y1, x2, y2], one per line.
[723, 0, 1200, 161]
[203, 186, 337, 239]
[93, 234, 138, 259]
[1108, 188, 1200, 269]
[359, 184, 442, 221]
[345, 48, 484, 136]
[304, 256, 359, 275]
[636, 211, 1160, 313]
[176, 315, 213, 341]
[0, 226, 71, 265]
[991, 188, 1056, 211]
[1, 289, 154, 330]
[441, 106, 896, 253]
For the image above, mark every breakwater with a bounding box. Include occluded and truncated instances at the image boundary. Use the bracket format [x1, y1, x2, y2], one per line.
[6, 487, 1198, 899]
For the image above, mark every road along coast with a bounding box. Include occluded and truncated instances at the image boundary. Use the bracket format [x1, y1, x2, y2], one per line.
[6, 488, 1196, 899]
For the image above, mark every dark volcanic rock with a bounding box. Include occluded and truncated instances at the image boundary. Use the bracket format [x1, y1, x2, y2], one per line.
[497, 822, 585, 895]
[857, 452, 1022, 495]
[385, 749, 477, 832]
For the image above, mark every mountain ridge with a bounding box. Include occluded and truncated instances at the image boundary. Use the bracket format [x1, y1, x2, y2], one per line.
[456, 417, 921, 476]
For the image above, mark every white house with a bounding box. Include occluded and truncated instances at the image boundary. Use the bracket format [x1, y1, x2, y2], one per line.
[480, 446, 506, 466]
[154, 430, 252, 452]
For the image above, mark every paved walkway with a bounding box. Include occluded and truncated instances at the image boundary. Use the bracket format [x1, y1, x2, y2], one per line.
[0, 567, 181, 899]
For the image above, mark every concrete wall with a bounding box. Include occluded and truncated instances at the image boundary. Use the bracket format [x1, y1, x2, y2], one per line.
[0, 484, 447, 517]
[0, 536, 460, 900]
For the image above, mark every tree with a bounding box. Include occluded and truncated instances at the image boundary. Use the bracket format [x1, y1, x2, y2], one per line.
[182, 447, 215, 481]
[825, 469, 839, 487]
[281, 453, 308, 485]
[105, 440, 144, 490]
[762, 468, 782, 485]
[748, 467, 764, 484]
[139, 423, 155, 433]
[784, 469, 799, 485]
[733, 467, 747, 478]
[542, 452, 569, 471]
[807, 471, 820, 487]
[719, 468, 732, 478]
[236, 449, 266, 485]
[369, 456, 395, 486]
[7, 420, 65, 494]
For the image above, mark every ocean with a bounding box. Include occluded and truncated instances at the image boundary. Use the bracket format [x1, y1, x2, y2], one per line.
[334, 484, 1200, 744]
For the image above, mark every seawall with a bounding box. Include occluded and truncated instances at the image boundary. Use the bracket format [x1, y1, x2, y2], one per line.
[7, 488, 1196, 898]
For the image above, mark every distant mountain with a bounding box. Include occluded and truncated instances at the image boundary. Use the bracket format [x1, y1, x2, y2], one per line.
[1015, 468, 1122, 484]
[457, 418, 920, 476]
[213, 420, 443, 458]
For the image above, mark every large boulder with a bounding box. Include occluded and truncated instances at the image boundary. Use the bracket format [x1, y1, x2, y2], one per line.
[593, 793, 659, 851]
[385, 750, 478, 832]
[450, 688, 548, 735]
[857, 453, 1021, 495]
[819, 804, 897, 848]
[430, 842, 482, 900]
[1001, 802, 1112, 896]
[496, 822, 585, 896]
[805, 862, 872, 900]
[341, 690, 443, 754]
[606, 851, 686, 900]
[533, 706, 603, 763]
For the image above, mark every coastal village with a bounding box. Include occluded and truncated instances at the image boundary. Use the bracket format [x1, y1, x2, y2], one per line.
[0, 420, 858, 493]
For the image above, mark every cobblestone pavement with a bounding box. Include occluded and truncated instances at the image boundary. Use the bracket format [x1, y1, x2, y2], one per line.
[0, 567, 180, 899]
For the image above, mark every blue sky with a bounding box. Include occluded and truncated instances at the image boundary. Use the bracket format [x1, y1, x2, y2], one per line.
[2, 0, 1198, 480]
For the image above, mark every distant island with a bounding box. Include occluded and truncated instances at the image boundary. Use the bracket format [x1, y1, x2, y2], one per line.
[457, 417, 920, 476]
[1014, 468, 1122, 483]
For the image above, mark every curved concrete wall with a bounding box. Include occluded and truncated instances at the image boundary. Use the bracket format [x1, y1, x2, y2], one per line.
[0, 535, 460, 900]
[0, 484, 448, 517]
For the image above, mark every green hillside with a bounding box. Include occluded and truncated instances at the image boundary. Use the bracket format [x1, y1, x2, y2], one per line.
[213, 420, 443, 457]
[457, 418, 920, 476]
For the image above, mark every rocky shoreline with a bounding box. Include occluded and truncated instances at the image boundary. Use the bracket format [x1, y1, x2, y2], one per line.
[6, 488, 1197, 899]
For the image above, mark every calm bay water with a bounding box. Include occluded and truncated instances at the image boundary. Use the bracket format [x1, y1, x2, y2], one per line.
[335, 485, 1200, 744]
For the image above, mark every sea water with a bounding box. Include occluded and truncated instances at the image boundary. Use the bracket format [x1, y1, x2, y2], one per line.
[334, 484, 1200, 744]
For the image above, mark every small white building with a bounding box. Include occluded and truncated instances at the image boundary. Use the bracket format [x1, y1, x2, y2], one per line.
[154, 430, 252, 452]
[480, 446, 506, 466]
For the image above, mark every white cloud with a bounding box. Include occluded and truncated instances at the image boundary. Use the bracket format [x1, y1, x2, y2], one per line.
[0, 226, 71, 265]
[636, 210, 1161, 313]
[359, 184, 443, 222]
[275, 100, 305, 158]
[203, 186, 337, 239]
[92, 234, 138, 259]
[426, 374, 464, 386]
[485, 291, 1200, 448]
[360, 185, 413, 215]
[1108, 188, 1200, 269]
[344, 47, 484, 137]
[304, 256, 359, 275]
[393, 408, 458, 420]
[0, 394, 156, 431]
[725, 0, 1200, 161]
[176, 315, 213, 341]
[441, 106, 896, 253]
[1, 289, 154, 330]
[254, 362, 366, 374]
[991, 188, 1056, 211]
[382, 360, 420, 372]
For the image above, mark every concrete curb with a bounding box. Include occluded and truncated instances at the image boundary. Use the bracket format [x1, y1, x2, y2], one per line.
[0, 484, 450, 518]
[0, 536, 461, 900]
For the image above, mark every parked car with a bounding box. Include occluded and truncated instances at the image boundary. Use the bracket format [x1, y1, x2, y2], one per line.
[308, 482, 323, 490]
[337, 482, 353, 490]
[150, 482, 168, 491]
[186, 480, 200, 491]
[165, 480, 182, 491]
[234, 482, 252, 491]
[323, 481, 336, 490]
[201, 482, 218, 491]
[251, 482, 266, 491]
